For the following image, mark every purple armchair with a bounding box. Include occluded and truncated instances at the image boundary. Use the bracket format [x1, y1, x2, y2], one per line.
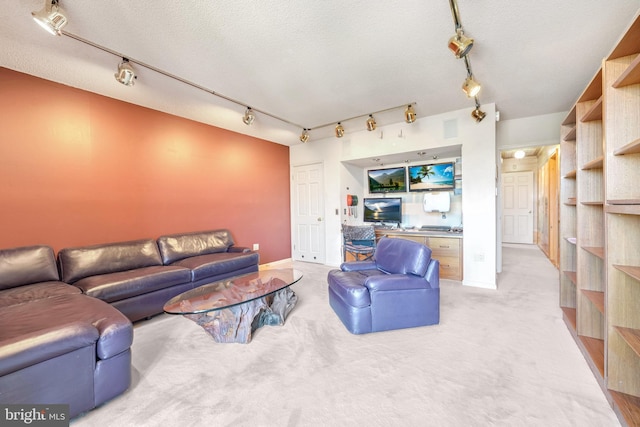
[327, 237, 440, 334]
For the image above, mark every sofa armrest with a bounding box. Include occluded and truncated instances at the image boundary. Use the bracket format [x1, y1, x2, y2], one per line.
[364, 274, 431, 291]
[0, 322, 99, 376]
[340, 261, 377, 272]
[228, 246, 251, 253]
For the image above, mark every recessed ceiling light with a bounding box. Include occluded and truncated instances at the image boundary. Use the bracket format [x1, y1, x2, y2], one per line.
[514, 150, 526, 159]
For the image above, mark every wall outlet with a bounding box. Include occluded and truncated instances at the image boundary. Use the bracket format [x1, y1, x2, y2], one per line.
[253, 243, 259, 251]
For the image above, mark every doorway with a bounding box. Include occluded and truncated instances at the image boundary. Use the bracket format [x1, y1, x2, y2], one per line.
[291, 163, 326, 264]
[501, 171, 534, 244]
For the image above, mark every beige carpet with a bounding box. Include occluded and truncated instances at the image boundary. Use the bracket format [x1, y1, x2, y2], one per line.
[72, 245, 620, 426]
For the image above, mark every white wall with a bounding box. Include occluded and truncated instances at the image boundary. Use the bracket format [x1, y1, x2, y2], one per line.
[291, 103, 498, 289]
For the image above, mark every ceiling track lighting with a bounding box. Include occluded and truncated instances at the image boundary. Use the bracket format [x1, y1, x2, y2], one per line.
[115, 58, 136, 86]
[366, 115, 377, 131]
[32, 0, 68, 36]
[299, 129, 310, 143]
[242, 107, 255, 125]
[33, 5, 418, 142]
[448, 0, 485, 122]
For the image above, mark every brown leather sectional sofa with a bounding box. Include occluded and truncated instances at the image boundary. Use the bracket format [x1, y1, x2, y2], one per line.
[0, 229, 258, 418]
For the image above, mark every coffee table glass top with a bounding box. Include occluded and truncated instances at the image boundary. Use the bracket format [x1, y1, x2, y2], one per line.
[163, 268, 303, 315]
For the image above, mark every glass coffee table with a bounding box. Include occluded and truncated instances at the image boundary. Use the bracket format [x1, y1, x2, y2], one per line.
[163, 268, 302, 343]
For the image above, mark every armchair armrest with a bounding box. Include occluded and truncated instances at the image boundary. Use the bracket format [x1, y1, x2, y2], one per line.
[364, 274, 431, 291]
[0, 322, 99, 376]
[340, 261, 377, 272]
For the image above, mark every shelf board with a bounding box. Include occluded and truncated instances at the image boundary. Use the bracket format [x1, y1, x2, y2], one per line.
[565, 237, 577, 245]
[561, 307, 577, 331]
[610, 390, 640, 427]
[613, 264, 640, 281]
[578, 335, 605, 377]
[606, 204, 640, 215]
[562, 105, 577, 125]
[580, 201, 604, 206]
[614, 326, 640, 359]
[582, 289, 605, 314]
[564, 200, 577, 206]
[613, 137, 640, 155]
[578, 69, 603, 102]
[583, 246, 605, 259]
[607, 199, 640, 207]
[563, 126, 577, 141]
[580, 96, 603, 122]
[564, 270, 577, 284]
[563, 169, 577, 179]
[612, 53, 640, 88]
[581, 156, 604, 170]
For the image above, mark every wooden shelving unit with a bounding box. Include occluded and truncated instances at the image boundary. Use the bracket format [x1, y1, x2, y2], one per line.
[560, 13, 640, 426]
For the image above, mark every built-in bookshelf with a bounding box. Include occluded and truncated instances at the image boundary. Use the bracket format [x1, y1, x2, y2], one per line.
[560, 13, 640, 426]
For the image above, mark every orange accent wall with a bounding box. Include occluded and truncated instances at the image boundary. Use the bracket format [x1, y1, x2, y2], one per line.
[0, 67, 291, 263]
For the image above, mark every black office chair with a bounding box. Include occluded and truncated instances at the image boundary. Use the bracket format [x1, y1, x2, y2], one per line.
[342, 224, 376, 261]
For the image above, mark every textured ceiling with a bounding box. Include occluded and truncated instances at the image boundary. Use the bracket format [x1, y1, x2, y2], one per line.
[2, 1, 639, 145]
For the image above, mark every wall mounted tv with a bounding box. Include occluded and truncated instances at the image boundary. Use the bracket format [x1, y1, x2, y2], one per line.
[408, 162, 455, 192]
[367, 167, 406, 193]
[363, 197, 403, 224]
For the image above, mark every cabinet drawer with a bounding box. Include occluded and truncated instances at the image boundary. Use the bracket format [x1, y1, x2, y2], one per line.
[428, 237, 460, 257]
[434, 255, 460, 269]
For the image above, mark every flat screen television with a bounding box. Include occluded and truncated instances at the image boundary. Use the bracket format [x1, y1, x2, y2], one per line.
[367, 167, 406, 193]
[363, 197, 402, 224]
[408, 162, 455, 192]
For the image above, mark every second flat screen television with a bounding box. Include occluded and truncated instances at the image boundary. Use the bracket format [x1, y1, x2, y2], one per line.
[363, 197, 402, 224]
[408, 162, 455, 191]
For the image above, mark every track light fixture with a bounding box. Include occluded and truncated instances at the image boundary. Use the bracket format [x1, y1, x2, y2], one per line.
[300, 129, 310, 143]
[448, 29, 474, 59]
[335, 123, 345, 138]
[471, 99, 486, 123]
[32, 0, 68, 36]
[366, 115, 376, 131]
[462, 75, 481, 98]
[242, 108, 255, 125]
[114, 59, 136, 86]
[404, 105, 416, 123]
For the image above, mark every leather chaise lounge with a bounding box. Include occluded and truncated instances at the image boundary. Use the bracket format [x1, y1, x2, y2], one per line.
[327, 237, 440, 334]
[0, 245, 133, 418]
[0, 228, 258, 418]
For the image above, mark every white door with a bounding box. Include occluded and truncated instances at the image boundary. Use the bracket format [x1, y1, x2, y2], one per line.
[292, 163, 325, 263]
[502, 171, 534, 244]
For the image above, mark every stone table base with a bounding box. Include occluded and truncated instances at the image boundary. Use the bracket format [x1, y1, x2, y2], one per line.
[184, 287, 298, 343]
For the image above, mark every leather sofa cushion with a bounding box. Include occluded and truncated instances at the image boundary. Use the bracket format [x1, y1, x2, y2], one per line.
[157, 229, 235, 265]
[0, 281, 81, 309]
[73, 265, 191, 303]
[0, 322, 99, 377]
[58, 239, 163, 284]
[171, 251, 259, 282]
[0, 293, 132, 361]
[375, 238, 432, 276]
[0, 245, 59, 290]
[327, 270, 386, 308]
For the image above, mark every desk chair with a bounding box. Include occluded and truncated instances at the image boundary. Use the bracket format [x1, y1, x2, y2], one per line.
[342, 224, 376, 262]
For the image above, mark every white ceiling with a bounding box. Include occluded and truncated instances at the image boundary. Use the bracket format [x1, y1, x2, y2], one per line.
[2, 1, 639, 146]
